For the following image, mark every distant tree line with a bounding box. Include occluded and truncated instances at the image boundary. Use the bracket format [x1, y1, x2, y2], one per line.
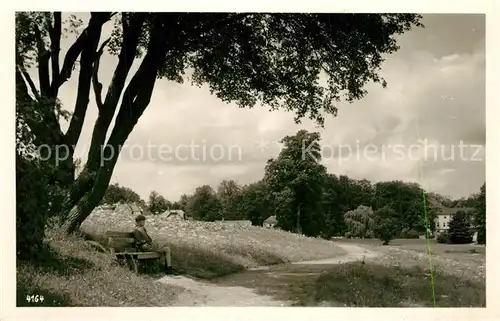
[99, 130, 486, 245]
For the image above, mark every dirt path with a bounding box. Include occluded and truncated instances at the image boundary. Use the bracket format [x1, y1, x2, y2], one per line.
[157, 243, 379, 306]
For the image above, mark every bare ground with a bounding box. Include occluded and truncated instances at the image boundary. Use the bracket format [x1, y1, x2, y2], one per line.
[157, 243, 377, 306]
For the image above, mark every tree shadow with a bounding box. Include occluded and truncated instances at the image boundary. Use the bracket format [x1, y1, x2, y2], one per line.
[18, 245, 96, 277]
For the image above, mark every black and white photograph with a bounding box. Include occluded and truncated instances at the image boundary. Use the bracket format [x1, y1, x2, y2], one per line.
[5, 3, 495, 317]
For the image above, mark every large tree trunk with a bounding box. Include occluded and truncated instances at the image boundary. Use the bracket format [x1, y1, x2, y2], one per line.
[61, 116, 139, 233]
[61, 15, 169, 234]
[58, 14, 145, 214]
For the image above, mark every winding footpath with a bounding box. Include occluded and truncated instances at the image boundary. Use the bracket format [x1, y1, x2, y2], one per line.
[156, 243, 379, 306]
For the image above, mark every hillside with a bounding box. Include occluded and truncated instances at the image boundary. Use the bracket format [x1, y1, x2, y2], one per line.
[80, 206, 347, 279]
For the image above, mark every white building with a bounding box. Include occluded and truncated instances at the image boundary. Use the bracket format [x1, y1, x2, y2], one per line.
[434, 207, 476, 238]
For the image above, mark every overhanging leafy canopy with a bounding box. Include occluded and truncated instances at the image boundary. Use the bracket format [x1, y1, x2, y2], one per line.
[107, 13, 422, 125]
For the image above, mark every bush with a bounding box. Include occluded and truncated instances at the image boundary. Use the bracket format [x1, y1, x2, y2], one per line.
[400, 229, 420, 239]
[312, 263, 485, 307]
[16, 155, 52, 261]
[16, 96, 69, 262]
[437, 232, 449, 244]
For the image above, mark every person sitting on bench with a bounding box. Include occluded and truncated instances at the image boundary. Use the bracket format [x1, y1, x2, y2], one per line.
[132, 214, 173, 274]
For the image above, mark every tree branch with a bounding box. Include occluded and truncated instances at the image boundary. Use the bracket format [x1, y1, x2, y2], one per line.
[92, 38, 111, 110]
[64, 14, 110, 149]
[112, 15, 169, 122]
[85, 13, 145, 172]
[34, 25, 51, 97]
[59, 32, 87, 85]
[59, 12, 113, 88]
[16, 67, 37, 110]
[17, 65, 41, 102]
[50, 12, 62, 97]
[182, 13, 248, 50]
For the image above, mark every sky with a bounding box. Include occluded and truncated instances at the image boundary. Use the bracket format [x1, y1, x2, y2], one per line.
[48, 13, 486, 202]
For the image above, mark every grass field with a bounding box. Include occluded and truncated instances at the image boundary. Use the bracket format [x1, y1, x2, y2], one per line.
[335, 238, 486, 282]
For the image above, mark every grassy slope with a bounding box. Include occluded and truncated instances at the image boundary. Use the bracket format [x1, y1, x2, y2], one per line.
[80, 211, 347, 279]
[17, 233, 183, 307]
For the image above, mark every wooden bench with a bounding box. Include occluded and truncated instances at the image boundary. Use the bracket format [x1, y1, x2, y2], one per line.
[105, 231, 163, 274]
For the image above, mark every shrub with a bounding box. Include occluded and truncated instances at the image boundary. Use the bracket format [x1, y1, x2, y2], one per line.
[16, 95, 69, 261]
[437, 231, 449, 244]
[400, 229, 420, 239]
[16, 155, 52, 261]
[16, 152, 70, 261]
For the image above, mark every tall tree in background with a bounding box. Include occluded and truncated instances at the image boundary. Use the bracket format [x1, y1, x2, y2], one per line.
[344, 205, 375, 238]
[321, 174, 345, 238]
[100, 183, 145, 207]
[172, 194, 190, 212]
[186, 185, 222, 221]
[239, 181, 272, 226]
[264, 130, 328, 236]
[448, 210, 473, 244]
[217, 180, 242, 220]
[147, 191, 171, 214]
[373, 181, 432, 234]
[15, 12, 423, 234]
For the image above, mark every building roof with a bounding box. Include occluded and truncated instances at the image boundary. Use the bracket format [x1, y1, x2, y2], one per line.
[264, 215, 277, 224]
[161, 209, 185, 220]
[436, 207, 476, 216]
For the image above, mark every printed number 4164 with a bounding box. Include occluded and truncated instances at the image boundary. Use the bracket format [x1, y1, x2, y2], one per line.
[26, 294, 45, 303]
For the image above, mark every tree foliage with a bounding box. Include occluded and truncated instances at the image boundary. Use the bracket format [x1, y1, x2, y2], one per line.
[238, 181, 272, 226]
[147, 190, 171, 214]
[373, 181, 435, 234]
[373, 206, 399, 245]
[185, 185, 222, 221]
[474, 183, 486, 244]
[217, 180, 243, 220]
[100, 183, 145, 207]
[344, 205, 375, 238]
[16, 92, 72, 260]
[448, 210, 473, 244]
[264, 130, 327, 236]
